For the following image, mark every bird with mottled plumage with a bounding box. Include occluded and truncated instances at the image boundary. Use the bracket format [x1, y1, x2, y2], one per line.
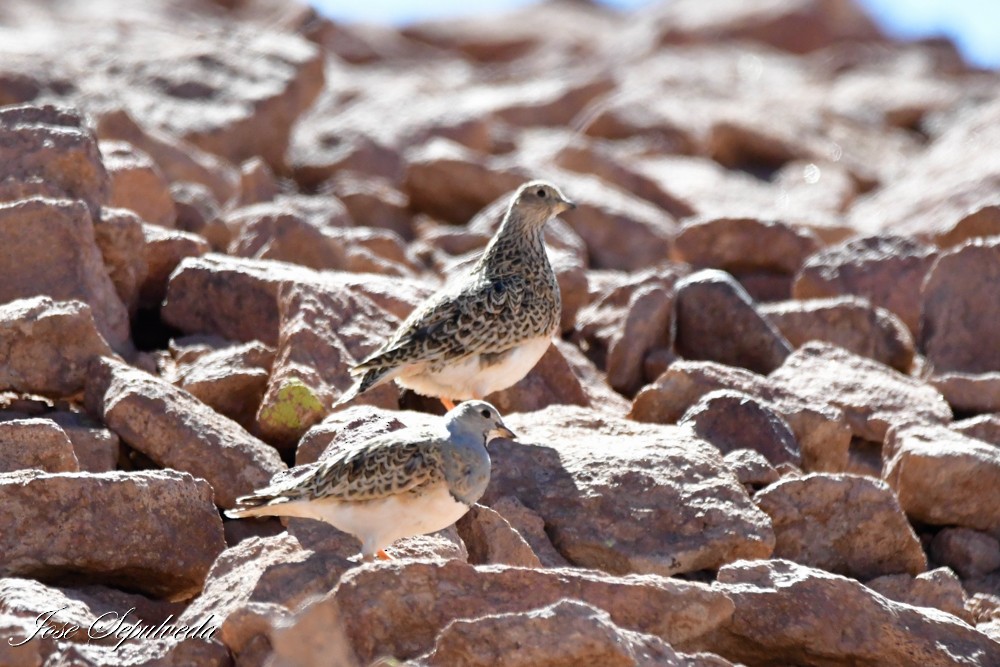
[335, 180, 574, 410]
[224, 401, 514, 561]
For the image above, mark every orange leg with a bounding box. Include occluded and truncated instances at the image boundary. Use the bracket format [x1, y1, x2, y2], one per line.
[376, 549, 391, 561]
[440, 397, 457, 410]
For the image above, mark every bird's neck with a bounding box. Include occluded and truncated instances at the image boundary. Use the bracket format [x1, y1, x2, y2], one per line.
[477, 214, 548, 275]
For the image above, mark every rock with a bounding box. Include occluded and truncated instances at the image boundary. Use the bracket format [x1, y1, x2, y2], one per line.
[484, 343, 590, 415]
[930, 372, 1000, 415]
[673, 216, 821, 278]
[47, 410, 120, 472]
[0, 469, 224, 599]
[0, 197, 131, 352]
[0, 418, 79, 473]
[631, 360, 852, 473]
[218, 600, 288, 667]
[884, 424, 1000, 534]
[760, 297, 915, 372]
[867, 567, 971, 622]
[952, 413, 1000, 446]
[140, 224, 211, 308]
[93, 207, 148, 315]
[256, 280, 416, 448]
[482, 406, 775, 576]
[0, 297, 113, 397]
[266, 587, 359, 667]
[174, 341, 275, 430]
[768, 342, 951, 442]
[322, 171, 412, 240]
[930, 528, 1000, 579]
[329, 559, 734, 664]
[99, 140, 176, 228]
[754, 473, 927, 579]
[420, 599, 719, 667]
[44, 638, 230, 666]
[490, 496, 572, 568]
[848, 98, 1000, 247]
[0, 104, 108, 218]
[85, 356, 286, 508]
[722, 449, 779, 489]
[455, 504, 541, 568]
[708, 559, 1000, 666]
[923, 239, 1000, 373]
[162, 254, 429, 346]
[237, 157, 280, 207]
[793, 234, 939, 336]
[674, 270, 792, 374]
[171, 181, 227, 249]
[679, 390, 800, 466]
[573, 268, 684, 396]
[96, 107, 239, 206]
[555, 338, 633, 415]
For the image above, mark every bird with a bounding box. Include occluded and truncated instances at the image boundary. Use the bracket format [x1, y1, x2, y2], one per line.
[336, 180, 574, 411]
[225, 400, 514, 562]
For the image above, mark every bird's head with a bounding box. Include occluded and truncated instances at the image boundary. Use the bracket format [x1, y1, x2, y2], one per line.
[446, 400, 516, 442]
[509, 180, 575, 227]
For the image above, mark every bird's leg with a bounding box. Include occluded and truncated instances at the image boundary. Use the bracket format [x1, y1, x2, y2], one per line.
[440, 397, 456, 410]
[376, 549, 391, 561]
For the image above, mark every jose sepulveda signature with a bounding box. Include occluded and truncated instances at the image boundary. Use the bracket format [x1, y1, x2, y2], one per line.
[8, 607, 219, 650]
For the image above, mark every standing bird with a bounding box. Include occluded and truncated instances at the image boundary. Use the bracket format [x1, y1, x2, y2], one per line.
[225, 401, 514, 562]
[336, 180, 574, 410]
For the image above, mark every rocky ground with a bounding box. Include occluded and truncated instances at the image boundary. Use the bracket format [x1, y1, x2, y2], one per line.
[1, 0, 1000, 665]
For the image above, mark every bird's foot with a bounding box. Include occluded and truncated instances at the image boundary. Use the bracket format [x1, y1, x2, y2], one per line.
[376, 549, 391, 561]
[440, 397, 457, 410]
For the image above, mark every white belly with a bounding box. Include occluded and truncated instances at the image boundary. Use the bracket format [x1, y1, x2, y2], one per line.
[397, 336, 552, 400]
[264, 482, 470, 557]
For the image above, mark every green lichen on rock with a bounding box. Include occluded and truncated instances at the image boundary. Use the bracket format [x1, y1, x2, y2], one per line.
[258, 377, 324, 431]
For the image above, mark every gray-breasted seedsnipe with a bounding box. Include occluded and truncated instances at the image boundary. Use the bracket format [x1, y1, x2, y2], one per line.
[336, 180, 574, 410]
[225, 401, 514, 561]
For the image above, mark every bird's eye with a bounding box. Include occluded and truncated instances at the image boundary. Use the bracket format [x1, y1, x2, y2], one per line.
[536, 188, 546, 198]
[481, 409, 491, 418]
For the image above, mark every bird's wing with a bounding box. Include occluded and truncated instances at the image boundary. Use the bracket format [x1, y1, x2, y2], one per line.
[352, 273, 528, 374]
[232, 430, 448, 509]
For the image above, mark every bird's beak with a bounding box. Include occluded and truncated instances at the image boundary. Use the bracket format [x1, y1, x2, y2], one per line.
[557, 198, 576, 213]
[491, 422, 517, 440]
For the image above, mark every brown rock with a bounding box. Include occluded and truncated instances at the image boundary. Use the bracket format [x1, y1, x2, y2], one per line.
[455, 504, 541, 568]
[47, 410, 120, 472]
[219, 600, 288, 667]
[93, 207, 148, 315]
[174, 341, 275, 430]
[140, 224, 211, 308]
[421, 599, 714, 667]
[931, 372, 1000, 415]
[0, 418, 79, 473]
[266, 587, 359, 667]
[769, 342, 951, 442]
[96, 108, 239, 206]
[0, 297, 113, 397]
[331, 559, 734, 664]
[0, 469, 224, 599]
[848, 98, 1000, 246]
[574, 268, 684, 396]
[0, 197, 131, 352]
[754, 473, 927, 579]
[99, 140, 176, 228]
[482, 406, 775, 575]
[490, 496, 571, 568]
[631, 360, 852, 473]
[722, 449, 780, 489]
[884, 424, 1000, 534]
[556, 339, 633, 415]
[237, 157, 280, 207]
[680, 390, 800, 466]
[673, 216, 821, 277]
[674, 270, 792, 374]
[793, 234, 939, 335]
[923, 239, 1000, 373]
[171, 181, 227, 250]
[952, 413, 1000, 446]
[761, 297, 915, 372]
[46, 638, 230, 667]
[0, 104, 108, 218]
[930, 528, 1000, 579]
[85, 356, 286, 507]
[709, 559, 1000, 666]
[867, 567, 971, 623]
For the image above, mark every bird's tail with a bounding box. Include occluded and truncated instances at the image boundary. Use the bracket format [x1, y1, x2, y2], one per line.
[224, 491, 289, 519]
[332, 367, 393, 408]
